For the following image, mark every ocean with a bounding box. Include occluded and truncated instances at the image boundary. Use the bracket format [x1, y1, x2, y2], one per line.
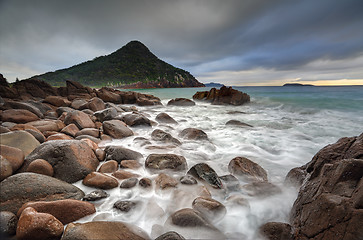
[74, 85, 363, 239]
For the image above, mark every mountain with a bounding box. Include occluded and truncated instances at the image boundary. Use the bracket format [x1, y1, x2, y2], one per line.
[28, 41, 204, 88]
[204, 82, 225, 87]
[283, 83, 314, 86]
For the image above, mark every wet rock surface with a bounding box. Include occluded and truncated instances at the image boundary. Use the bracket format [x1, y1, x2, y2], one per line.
[167, 98, 196, 106]
[228, 156, 268, 182]
[188, 163, 223, 189]
[22, 140, 99, 183]
[193, 86, 250, 106]
[0, 173, 84, 214]
[83, 189, 109, 201]
[16, 207, 64, 240]
[290, 133, 363, 240]
[61, 221, 148, 240]
[17, 199, 96, 225]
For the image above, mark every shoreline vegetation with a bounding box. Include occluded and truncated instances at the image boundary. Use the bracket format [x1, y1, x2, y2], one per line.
[0, 77, 362, 239]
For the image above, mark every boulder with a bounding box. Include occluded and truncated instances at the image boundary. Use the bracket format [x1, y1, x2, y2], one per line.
[5, 100, 44, 118]
[259, 222, 293, 240]
[82, 172, 119, 190]
[0, 145, 24, 172]
[16, 207, 63, 240]
[0, 126, 10, 133]
[95, 148, 106, 161]
[151, 129, 181, 145]
[26, 159, 54, 176]
[179, 128, 208, 140]
[139, 177, 152, 188]
[94, 107, 118, 122]
[155, 231, 185, 240]
[193, 86, 250, 106]
[145, 154, 187, 171]
[120, 178, 138, 189]
[17, 199, 96, 225]
[0, 130, 40, 156]
[0, 211, 18, 236]
[155, 173, 178, 189]
[103, 120, 134, 139]
[0, 109, 39, 123]
[96, 87, 122, 103]
[61, 221, 148, 240]
[228, 157, 268, 182]
[105, 146, 143, 163]
[22, 140, 99, 183]
[11, 79, 58, 99]
[290, 158, 363, 239]
[82, 97, 105, 112]
[28, 119, 65, 133]
[71, 99, 88, 109]
[285, 166, 307, 187]
[169, 208, 211, 227]
[64, 110, 95, 129]
[120, 160, 141, 169]
[60, 123, 80, 137]
[0, 173, 84, 214]
[192, 197, 226, 222]
[98, 160, 119, 173]
[83, 190, 109, 201]
[155, 112, 178, 124]
[112, 170, 140, 180]
[180, 175, 197, 185]
[0, 156, 13, 181]
[43, 95, 71, 107]
[188, 163, 223, 189]
[76, 127, 99, 138]
[167, 98, 195, 106]
[219, 174, 240, 191]
[123, 113, 151, 127]
[46, 132, 73, 141]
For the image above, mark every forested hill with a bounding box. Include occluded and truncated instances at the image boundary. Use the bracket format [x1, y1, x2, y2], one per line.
[28, 41, 204, 88]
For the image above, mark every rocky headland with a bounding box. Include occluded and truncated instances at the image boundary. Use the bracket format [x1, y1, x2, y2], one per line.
[0, 76, 362, 240]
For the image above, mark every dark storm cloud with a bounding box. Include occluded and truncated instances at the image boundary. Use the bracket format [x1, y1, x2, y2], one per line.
[0, 0, 362, 83]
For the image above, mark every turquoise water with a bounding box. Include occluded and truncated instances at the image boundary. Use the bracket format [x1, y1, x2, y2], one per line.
[122, 85, 363, 112]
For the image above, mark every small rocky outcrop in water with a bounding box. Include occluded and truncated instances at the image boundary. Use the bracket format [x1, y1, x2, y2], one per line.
[193, 86, 250, 106]
[284, 133, 363, 240]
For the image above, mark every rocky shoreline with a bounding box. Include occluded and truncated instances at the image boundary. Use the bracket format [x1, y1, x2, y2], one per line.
[0, 77, 362, 240]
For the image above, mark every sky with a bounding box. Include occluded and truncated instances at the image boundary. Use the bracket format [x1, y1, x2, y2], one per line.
[1, 0, 363, 86]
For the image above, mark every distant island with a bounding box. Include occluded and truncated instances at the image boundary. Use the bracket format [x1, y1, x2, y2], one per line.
[27, 41, 204, 88]
[283, 83, 314, 87]
[204, 82, 225, 87]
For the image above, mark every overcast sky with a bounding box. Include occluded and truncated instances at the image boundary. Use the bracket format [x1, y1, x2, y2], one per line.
[1, 0, 363, 85]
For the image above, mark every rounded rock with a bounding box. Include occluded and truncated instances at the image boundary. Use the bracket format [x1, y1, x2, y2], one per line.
[26, 159, 54, 176]
[0, 211, 18, 236]
[83, 172, 119, 189]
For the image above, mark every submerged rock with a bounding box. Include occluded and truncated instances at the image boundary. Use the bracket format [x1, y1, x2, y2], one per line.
[151, 129, 181, 145]
[179, 128, 208, 141]
[83, 190, 109, 201]
[155, 113, 178, 124]
[226, 120, 253, 127]
[104, 146, 143, 162]
[113, 200, 137, 212]
[123, 113, 151, 127]
[192, 197, 226, 222]
[155, 173, 178, 189]
[155, 231, 185, 240]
